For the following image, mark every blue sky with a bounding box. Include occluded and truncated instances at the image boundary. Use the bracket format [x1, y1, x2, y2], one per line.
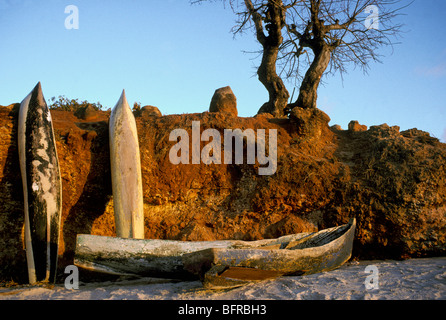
[0, 0, 445, 142]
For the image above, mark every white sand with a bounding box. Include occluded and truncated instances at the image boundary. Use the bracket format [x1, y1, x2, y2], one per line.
[0, 257, 444, 300]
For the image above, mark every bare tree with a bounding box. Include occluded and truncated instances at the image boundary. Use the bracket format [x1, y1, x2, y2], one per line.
[194, 0, 407, 115]
[241, 0, 291, 117]
[282, 0, 406, 111]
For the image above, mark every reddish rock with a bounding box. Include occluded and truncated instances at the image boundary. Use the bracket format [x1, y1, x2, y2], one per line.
[0, 104, 445, 283]
[348, 120, 367, 132]
[141, 105, 162, 117]
[289, 107, 331, 139]
[209, 86, 238, 117]
[75, 104, 99, 121]
[331, 124, 343, 131]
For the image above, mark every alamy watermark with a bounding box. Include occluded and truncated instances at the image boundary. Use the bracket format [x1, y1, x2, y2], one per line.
[169, 121, 277, 176]
[364, 265, 379, 290]
[63, 4, 378, 31]
[364, 5, 379, 30]
[64, 265, 79, 289]
[65, 5, 79, 30]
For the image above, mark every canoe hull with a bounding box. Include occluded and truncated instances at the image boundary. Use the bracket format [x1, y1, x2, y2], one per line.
[109, 90, 144, 239]
[18, 82, 62, 284]
[74, 234, 267, 278]
[183, 218, 356, 289]
[74, 219, 355, 287]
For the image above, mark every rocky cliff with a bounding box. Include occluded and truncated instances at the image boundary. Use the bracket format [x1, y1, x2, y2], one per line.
[0, 103, 445, 283]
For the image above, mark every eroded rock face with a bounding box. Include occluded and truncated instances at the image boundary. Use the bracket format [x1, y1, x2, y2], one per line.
[0, 104, 445, 283]
[329, 124, 446, 259]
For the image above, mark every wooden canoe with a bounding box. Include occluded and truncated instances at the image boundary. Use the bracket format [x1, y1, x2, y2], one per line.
[183, 218, 356, 289]
[109, 90, 144, 239]
[74, 234, 297, 279]
[74, 219, 355, 287]
[18, 82, 62, 284]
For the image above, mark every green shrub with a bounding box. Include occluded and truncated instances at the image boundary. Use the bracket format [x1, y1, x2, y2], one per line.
[48, 95, 103, 111]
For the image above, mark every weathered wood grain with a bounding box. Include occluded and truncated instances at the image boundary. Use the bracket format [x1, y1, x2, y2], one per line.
[74, 219, 355, 287]
[109, 90, 144, 239]
[18, 82, 62, 284]
[183, 218, 356, 288]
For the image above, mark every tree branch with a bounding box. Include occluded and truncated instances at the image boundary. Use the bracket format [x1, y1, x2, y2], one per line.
[244, 0, 267, 45]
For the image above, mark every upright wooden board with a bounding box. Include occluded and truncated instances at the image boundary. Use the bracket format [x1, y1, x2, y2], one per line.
[18, 82, 62, 284]
[109, 90, 144, 239]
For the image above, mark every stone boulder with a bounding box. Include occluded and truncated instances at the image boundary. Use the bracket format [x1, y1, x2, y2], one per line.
[140, 105, 162, 117]
[369, 123, 401, 138]
[209, 86, 238, 117]
[331, 124, 343, 131]
[74, 104, 99, 121]
[289, 107, 331, 139]
[348, 120, 367, 132]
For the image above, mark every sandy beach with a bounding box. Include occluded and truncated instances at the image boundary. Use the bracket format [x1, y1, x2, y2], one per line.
[0, 257, 444, 300]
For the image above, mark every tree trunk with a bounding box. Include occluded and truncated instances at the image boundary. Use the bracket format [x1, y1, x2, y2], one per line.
[257, 46, 290, 117]
[245, 0, 289, 117]
[293, 45, 331, 109]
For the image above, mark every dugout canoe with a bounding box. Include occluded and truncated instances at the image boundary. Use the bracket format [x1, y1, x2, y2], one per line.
[109, 90, 144, 239]
[183, 218, 356, 289]
[74, 234, 291, 279]
[74, 219, 355, 285]
[18, 82, 62, 284]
